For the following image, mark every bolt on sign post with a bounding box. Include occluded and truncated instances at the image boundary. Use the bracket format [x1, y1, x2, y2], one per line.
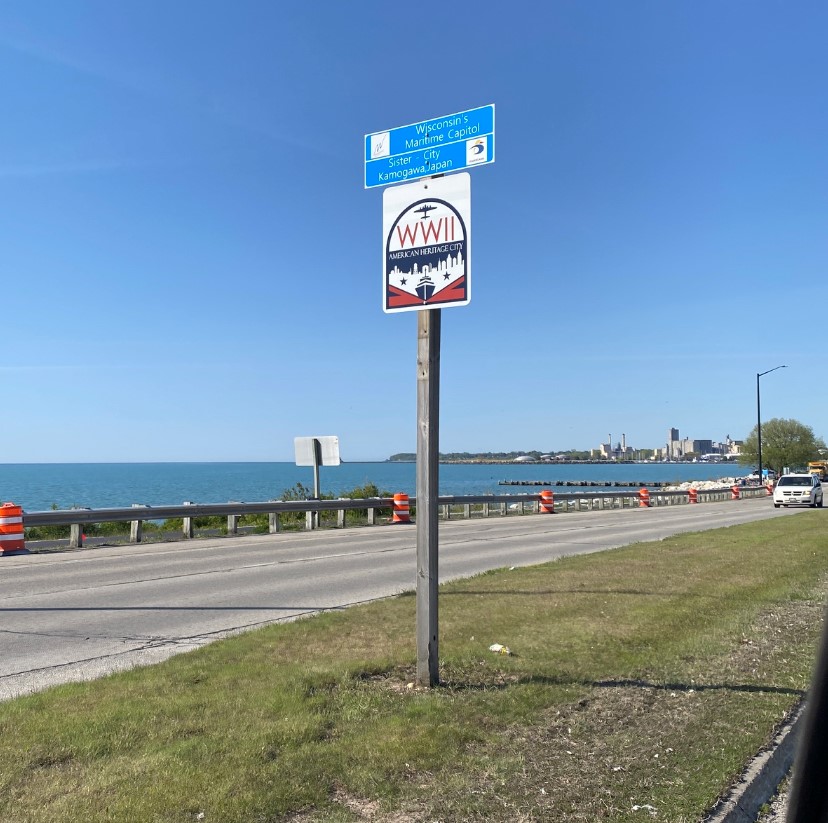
[369, 107, 492, 688]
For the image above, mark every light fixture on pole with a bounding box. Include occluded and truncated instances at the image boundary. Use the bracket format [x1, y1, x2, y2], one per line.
[757, 365, 787, 484]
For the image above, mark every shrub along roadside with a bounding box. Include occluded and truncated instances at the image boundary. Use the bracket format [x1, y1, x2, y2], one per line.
[1, 514, 825, 822]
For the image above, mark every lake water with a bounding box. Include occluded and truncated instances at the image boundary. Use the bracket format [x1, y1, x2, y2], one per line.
[0, 462, 749, 512]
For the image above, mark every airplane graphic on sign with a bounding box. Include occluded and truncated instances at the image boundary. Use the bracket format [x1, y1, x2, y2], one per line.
[382, 173, 471, 314]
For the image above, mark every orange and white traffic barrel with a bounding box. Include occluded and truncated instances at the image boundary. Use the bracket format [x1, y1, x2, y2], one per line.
[638, 488, 650, 508]
[539, 489, 555, 514]
[766, 483, 774, 496]
[731, 485, 741, 500]
[392, 493, 411, 524]
[0, 503, 26, 555]
[688, 488, 698, 504]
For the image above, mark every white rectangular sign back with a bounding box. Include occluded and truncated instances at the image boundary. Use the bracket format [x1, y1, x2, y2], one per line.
[294, 436, 341, 467]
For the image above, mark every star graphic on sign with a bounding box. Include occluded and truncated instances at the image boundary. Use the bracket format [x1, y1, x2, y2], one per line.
[400, 277, 407, 285]
[444, 273, 451, 280]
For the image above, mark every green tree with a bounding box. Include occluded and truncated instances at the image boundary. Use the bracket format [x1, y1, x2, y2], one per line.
[739, 418, 827, 474]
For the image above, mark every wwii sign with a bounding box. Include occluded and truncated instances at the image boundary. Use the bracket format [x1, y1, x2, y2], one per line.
[382, 173, 471, 314]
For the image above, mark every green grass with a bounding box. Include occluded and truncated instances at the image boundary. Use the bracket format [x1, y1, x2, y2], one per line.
[1, 514, 826, 821]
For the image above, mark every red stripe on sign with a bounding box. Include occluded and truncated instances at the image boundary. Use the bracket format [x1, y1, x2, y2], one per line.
[387, 285, 425, 308]
[426, 276, 467, 304]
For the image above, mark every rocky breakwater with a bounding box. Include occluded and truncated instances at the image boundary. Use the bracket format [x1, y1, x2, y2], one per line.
[662, 477, 750, 492]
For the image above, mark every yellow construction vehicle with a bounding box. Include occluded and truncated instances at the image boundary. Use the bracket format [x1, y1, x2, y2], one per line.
[807, 461, 828, 481]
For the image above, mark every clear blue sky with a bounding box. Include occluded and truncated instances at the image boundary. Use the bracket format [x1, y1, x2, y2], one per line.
[2, 1, 825, 462]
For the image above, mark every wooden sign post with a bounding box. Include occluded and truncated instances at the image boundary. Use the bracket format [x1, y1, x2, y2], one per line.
[416, 308, 441, 686]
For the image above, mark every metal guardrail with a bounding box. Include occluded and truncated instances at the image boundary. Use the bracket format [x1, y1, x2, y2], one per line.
[17, 485, 771, 550]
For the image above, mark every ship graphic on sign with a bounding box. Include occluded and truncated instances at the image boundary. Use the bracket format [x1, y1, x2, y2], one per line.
[384, 196, 468, 312]
[415, 272, 435, 301]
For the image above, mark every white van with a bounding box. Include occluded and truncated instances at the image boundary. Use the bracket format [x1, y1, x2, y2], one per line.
[773, 474, 823, 508]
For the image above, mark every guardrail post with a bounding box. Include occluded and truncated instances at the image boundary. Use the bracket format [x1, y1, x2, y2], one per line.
[337, 500, 346, 528]
[463, 503, 471, 519]
[68, 507, 90, 548]
[227, 504, 239, 535]
[69, 523, 83, 548]
[367, 505, 376, 526]
[483, 501, 490, 517]
[501, 501, 507, 516]
[130, 504, 144, 543]
[183, 502, 194, 539]
[305, 511, 314, 531]
[268, 509, 281, 533]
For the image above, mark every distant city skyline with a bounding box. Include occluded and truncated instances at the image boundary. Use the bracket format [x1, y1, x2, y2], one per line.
[593, 428, 741, 461]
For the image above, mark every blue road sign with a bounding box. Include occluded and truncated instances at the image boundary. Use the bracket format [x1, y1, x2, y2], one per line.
[365, 104, 494, 189]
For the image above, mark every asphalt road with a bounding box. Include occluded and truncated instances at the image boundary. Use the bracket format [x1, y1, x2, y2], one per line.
[0, 497, 803, 701]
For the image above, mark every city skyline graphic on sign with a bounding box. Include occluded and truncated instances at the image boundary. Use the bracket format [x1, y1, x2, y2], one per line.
[384, 197, 468, 312]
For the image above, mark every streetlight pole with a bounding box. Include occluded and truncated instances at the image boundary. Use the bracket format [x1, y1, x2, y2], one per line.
[757, 365, 787, 484]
